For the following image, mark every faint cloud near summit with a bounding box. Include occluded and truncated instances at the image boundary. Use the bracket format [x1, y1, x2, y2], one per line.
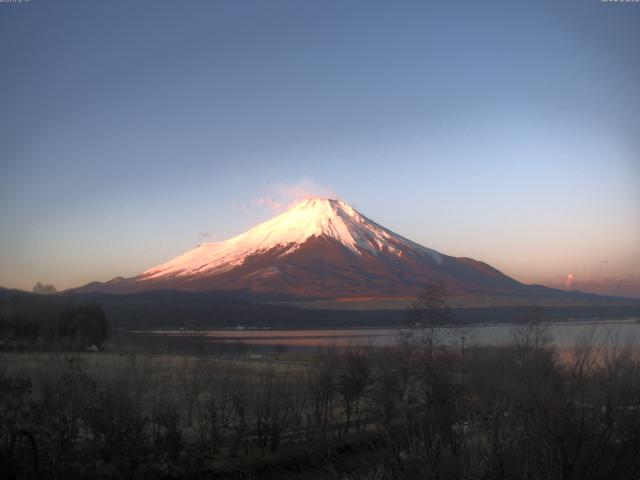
[253, 196, 284, 212]
[252, 178, 338, 213]
[197, 231, 214, 242]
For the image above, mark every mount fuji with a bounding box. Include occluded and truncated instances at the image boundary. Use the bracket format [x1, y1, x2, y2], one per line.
[74, 198, 577, 299]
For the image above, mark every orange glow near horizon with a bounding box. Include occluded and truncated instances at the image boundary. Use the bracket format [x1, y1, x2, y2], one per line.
[565, 273, 574, 289]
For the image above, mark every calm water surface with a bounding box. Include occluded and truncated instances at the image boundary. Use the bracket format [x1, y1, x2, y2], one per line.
[134, 318, 640, 352]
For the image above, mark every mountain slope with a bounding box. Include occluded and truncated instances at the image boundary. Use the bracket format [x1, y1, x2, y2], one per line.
[72, 199, 580, 299]
[141, 198, 442, 280]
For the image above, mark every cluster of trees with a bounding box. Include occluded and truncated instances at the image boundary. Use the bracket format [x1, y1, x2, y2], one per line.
[32, 282, 57, 295]
[1, 324, 640, 479]
[0, 296, 109, 349]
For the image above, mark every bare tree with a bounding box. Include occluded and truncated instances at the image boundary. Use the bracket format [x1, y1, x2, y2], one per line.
[178, 356, 205, 428]
[198, 361, 235, 453]
[337, 348, 371, 434]
[402, 283, 454, 357]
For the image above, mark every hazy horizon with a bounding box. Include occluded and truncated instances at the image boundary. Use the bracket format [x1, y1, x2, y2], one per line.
[1, 1, 639, 297]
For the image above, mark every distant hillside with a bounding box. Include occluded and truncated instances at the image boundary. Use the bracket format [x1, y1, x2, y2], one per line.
[67, 289, 640, 330]
[2, 287, 637, 331]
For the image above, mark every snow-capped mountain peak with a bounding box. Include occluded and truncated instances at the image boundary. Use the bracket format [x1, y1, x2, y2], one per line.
[73, 197, 544, 299]
[140, 198, 441, 280]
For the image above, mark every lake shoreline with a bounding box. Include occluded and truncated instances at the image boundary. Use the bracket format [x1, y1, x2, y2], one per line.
[131, 316, 640, 336]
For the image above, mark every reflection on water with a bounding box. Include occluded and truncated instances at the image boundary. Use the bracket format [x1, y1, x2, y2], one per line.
[132, 318, 640, 353]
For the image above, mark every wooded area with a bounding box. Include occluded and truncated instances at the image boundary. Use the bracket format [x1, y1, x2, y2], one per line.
[2, 321, 639, 479]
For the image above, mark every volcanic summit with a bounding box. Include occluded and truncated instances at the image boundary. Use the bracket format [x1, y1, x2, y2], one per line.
[76, 198, 552, 298]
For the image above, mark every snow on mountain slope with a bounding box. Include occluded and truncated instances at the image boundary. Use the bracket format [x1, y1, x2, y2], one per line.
[140, 198, 442, 281]
[73, 198, 556, 298]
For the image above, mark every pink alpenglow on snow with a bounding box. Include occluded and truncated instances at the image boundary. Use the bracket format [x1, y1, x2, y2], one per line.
[73, 199, 604, 300]
[142, 199, 442, 280]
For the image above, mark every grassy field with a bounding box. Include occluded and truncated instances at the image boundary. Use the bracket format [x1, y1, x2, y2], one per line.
[2, 325, 640, 479]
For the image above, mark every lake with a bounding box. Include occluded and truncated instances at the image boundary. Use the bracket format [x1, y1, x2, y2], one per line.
[131, 317, 640, 354]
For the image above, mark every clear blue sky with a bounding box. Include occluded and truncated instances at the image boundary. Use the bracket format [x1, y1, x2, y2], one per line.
[1, 0, 639, 296]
